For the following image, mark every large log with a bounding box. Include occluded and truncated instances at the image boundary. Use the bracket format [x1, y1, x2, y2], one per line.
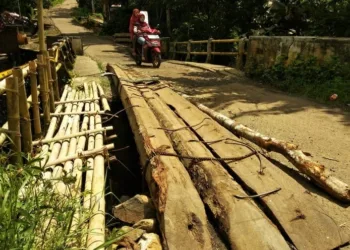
[143, 88, 289, 249]
[155, 87, 349, 250]
[191, 102, 350, 203]
[107, 64, 213, 250]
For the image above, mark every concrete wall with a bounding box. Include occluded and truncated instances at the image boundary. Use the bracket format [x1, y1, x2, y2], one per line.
[245, 36, 350, 73]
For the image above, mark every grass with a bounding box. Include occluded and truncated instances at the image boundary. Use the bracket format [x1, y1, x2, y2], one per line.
[51, 0, 65, 7]
[0, 149, 123, 249]
[249, 56, 350, 108]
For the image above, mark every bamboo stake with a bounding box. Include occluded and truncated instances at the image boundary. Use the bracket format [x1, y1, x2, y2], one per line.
[55, 98, 99, 105]
[97, 83, 110, 111]
[13, 67, 32, 154]
[45, 144, 114, 168]
[87, 82, 105, 250]
[193, 102, 350, 202]
[43, 50, 55, 112]
[29, 61, 42, 138]
[33, 127, 113, 146]
[49, 49, 60, 101]
[38, 54, 50, 127]
[6, 77, 21, 165]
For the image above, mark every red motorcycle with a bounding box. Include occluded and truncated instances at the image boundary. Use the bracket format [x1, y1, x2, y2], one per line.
[135, 28, 162, 68]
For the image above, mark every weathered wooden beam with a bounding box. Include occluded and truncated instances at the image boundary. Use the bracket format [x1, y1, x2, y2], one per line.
[107, 64, 213, 250]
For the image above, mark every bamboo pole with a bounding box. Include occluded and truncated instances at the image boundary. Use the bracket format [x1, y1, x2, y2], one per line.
[205, 38, 213, 63]
[13, 68, 32, 154]
[49, 111, 107, 116]
[43, 50, 55, 112]
[87, 82, 105, 250]
[38, 54, 50, 127]
[33, 127, 113, 146]
[97, 83, 110, 111]
[45, 144, 114, 168]
[84, 83, 95, 211]
[49, 49, 60, 101]
[193, 102, 350, 202]
[29, 61, 42, 138]
[6, 77, 21, 165]
[55, 98, 99, 105]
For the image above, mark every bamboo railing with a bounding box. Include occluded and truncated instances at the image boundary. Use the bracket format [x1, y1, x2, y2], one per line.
[0, 37, 76, 147]
[170, 38, 247, 68]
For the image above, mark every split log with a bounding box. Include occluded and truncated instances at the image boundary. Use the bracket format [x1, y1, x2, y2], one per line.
[192, 102, 350, 203]
[29, 61, 42, 138]
[13, 68, 32, 154]
[87, 82, 106, 250]
[143, 88, 289, 250]
[156, 87, 349, 250]
[33, 126, 113, 145]
[6, 77, 22, 164]
[107, 64, 213, 250]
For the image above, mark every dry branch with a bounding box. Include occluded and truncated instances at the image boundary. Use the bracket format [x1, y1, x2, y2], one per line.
[192, 102, 350, 202]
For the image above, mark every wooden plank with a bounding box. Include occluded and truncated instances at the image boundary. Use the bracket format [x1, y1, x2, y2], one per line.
[211, 52, 238, 56]
[212, 39, 240, 43]
[190, 52, 207, 55]
[143, 88, 289, 250]
[155, 87, 349, 250]
[106, 64, 213, 250]
[113, 33, 130, 37]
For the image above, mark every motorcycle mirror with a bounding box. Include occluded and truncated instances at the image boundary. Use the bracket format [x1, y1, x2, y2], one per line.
[156, 24, 160, 29]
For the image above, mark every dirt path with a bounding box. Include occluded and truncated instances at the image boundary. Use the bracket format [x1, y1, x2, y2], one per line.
[50, 0, 350, 186]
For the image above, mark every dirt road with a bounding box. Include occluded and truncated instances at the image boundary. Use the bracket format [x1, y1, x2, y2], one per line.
[51, 0, 350, 185]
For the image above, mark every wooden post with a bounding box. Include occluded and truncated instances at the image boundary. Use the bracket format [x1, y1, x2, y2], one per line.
[49, 49, 60, 101]
[171, 42, 177, 60]
[6, 77, 22, 164]
[186, 40, 191, 61]
[37, 54, 51, 127]
[206, 38, 213, 63]
[29, 61, 42, 139]
[37, 0, 46, 52]
[236, 38, 247, 70]
[43, 50, 55, 112]
[13, 68, 32, 154]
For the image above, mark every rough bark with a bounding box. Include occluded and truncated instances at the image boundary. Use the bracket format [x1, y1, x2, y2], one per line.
[193, 102, 350, 202]
[107, 64, 213, 250]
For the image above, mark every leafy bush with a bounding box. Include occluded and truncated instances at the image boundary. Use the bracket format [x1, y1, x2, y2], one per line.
[258, 56, 350, 106]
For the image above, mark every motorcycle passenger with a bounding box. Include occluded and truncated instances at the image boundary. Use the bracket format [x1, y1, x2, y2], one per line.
[129, 8, 140, 56]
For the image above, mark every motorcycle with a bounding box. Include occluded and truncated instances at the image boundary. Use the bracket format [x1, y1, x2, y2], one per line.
[135, 27, 162, 68]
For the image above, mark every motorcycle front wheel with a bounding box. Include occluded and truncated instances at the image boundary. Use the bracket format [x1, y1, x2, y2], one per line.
[152, 53, 161, 68]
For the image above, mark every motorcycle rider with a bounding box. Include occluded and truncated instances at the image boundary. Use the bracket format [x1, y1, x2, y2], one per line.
[135, 13, 152, 59]
[129, 8, 140, 56]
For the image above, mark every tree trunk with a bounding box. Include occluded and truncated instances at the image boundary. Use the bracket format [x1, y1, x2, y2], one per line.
[166, 5, 172, 37]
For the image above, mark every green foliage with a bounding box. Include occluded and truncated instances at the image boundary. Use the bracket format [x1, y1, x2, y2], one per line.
[258, 56, 350, 106]
[0, 152, 89, 249]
